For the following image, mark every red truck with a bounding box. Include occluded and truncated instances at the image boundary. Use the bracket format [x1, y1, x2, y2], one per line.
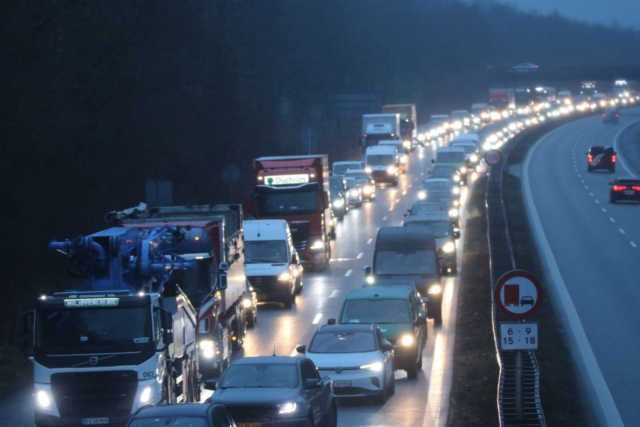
[108, 204, 253, 377]
[247, 155, 333, 270]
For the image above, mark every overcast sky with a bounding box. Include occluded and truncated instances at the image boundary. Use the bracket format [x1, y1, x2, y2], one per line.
[495, 0, 639, 30]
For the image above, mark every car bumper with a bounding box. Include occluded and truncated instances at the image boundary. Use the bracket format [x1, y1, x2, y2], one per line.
[35, 412, 129, 427]
[611, 192, 640, 201]
[318, 370, 384, 397]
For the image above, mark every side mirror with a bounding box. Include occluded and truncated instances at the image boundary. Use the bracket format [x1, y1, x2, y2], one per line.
[327, 318, 336, 325]
[363, 265, 372, 276]
[204, 380, 217, 391]
[219, 273, 228, 290]
[305, 379, 321, 389]
[295, 345, 307, 354]
[382, 343, 394, 352]
[323, 191, 330, 209]
[417, 317, 427, 325]
[219, 262, 229, 271]
[404, 213, 409, 217]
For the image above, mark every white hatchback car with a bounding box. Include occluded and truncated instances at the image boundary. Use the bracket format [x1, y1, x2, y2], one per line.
[296, 324, 395, 404]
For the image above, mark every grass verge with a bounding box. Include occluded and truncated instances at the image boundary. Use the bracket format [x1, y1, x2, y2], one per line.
[0, 343, 32, 401]
[447, 175, 500, 427]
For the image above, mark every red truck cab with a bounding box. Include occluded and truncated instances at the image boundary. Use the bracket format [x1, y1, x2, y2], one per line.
[248, 155, 333, 270]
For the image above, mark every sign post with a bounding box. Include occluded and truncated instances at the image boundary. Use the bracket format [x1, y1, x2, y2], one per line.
[494, 270, 543, 420]
[484, 149, 503, 167]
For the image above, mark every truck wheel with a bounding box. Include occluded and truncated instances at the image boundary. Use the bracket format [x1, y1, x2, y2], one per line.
[247, 307, 256, 328]
[284, 290, 295, 309]
[232, 307, 246, 351]
[331, 226, 337, 240]
[451, 262, 458, 275]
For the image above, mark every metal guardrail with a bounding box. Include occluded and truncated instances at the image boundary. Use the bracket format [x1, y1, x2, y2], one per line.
[485, 138, 546, 427]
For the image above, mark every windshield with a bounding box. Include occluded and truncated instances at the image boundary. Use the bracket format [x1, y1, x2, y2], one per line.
[128, 418, 207, 427]
[437, 152, 466, 163]
[220, 364, 298, 389]
[309, 331, 377, 354]
[374, 250, 437, 275]
[367, 154, 394, 166]
[333, 163, 360, 175]
[341, 299, 411, 324]
[181, 259, 213, 297]
[408, 220, 451, 238]
[36, 306, 151, 349]
[411, 204, 442, 215]
[257, 190, 318, 216]
[245, 240, 288, 263]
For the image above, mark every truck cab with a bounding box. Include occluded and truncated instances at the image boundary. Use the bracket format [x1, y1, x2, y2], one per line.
[365, 145, 399, 186]
[243, 220, 303, 309]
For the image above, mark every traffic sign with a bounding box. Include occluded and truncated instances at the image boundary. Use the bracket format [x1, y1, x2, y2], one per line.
[494, 270, 543, 319]
[484, 149, 502, 166]
[500, 323, 538, 350]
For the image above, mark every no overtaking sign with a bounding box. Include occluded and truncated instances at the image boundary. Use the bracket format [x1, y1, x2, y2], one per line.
[494, 270, 543, 319]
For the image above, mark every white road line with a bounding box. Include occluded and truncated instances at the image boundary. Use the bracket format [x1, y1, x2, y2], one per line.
[395, 198, 400, 203]
[619, 229, 626, 235]
[585, 185, 589, 190]
[402, 190, 407, 195]
[356, 253, 363, 259]
[609, 217, 616, 223]
[589, 192, 594, 196]
[420, 172, 424, 176]
[367, 238, 373, 244]
[382, 216, 388, 220]
[602, 208, 607, 212]
[631, 242, 637, 248]
[414, 178, 418, 182]
[523, 123, 624, 427]
[409, 184, 413, 188]
[329, 290, 339, 298]
[389, 206, 394, 211]
[312, 313, 323, 324]
[581, 179, 585, 183]
[345, 269, 352, 277]
[578, 174, 582, 178]
[595, 200, 600, 204]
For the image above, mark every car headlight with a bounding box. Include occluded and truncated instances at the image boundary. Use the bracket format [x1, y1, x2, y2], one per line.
[243, 298, 252, 308]
[310, 240, 324, 250]
[140, 387, 152, 404]
[350, 189, 359, 197]
[362, 185, 373, 194]
[36, 390, 51, 409]
[418, 191, 426, 200]
[279, 402, 298, 414]
[400, 335, 414, 346]
[459, 166, 467, 174]
[453, 200, 459, 206]
[452, 187, 460, 195]
[453, 175, 460, 182]
[333, 199, 344, 208]
[387, 166, 396, 174]
[448, 208, 459, 217]
[428, 285, 442, 294]
[470, 154, 478, 163]
[365, 167, 372, 173]
[400, 155, 407, 164]
[360, 362, 383, 371]
[403, 140, 411, 148]
[366, 276, 375, 284]
[278, 272, 291, 282]
[443, 241, 455, 253]
[418, 134, 426, 141]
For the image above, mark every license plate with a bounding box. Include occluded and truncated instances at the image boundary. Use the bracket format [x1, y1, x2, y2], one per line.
[238, 424, 262, 427]
[624, 190, 635, 195]
[334, 380, 352, 387]
[83, 419, 109, 425]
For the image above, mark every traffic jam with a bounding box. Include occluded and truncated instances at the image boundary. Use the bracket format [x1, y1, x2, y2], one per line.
[25, 79, 640, 427]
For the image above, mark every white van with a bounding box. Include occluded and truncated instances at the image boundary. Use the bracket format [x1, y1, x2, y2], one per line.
[365, 145, 398, 185]
[378, 140, 407, 172]
[243, 220, 303, 309]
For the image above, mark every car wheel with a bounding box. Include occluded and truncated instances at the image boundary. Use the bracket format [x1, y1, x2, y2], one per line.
[451, 262, 458, 275]
[330, 226, 337, 240]
[283, 289, 295, 308]
[389, 374, 396, 396]
[304, 413, 314, 427]
[295, 276, 303, 295]
[323, 403, 338, 427]
[433, 308, 443, 325]
[374, 380, 389, 404]
[406, 363, 418, 380]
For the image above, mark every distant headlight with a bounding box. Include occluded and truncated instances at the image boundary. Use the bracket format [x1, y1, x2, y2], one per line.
[365, 167, 372, 173]
[473, 117, 481, 124]
[459, 166, 467, 173]
[350, 189, 359, 197]
[443, 241, 455, 253]
[199, 340, 215, 358]
[470, 154, 478, 163]
[448, 208, 459, 217]
[243, 298, 252, 308]
[387, 166, 396, 174]
[400, 155, 407, 164]
[452, 187, 460, 195]
[279, 402, 298, 414]
[453, 175, 461, 182]
[36, 390, 51, 409]
[333, 199, 344, 208]
[403, 140, 411, 148]
[418, 134, 426, 141]
[452, 121, 462, 130]
[429, 285, 442, 294]
[418, 191, 426, 200]
[400, 335, 414, 346]
[360, 362, 383, 372]
[278, 272, 291, 282]
[366, 276, 375, 284]
[310, 240, 324, 250]
[453, 200, 460, 206]
[362, 185, 373, 194]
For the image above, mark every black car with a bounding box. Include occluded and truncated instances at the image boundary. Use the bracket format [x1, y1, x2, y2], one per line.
[429, 165, 462, 184]
[603, 106, 619, 124]
[329, 176, 349, 220]
[587, 146, 616, 172]
[206, 356, 337, 427]
[126, 403, 236, 427]
[609, 177, 640, 203]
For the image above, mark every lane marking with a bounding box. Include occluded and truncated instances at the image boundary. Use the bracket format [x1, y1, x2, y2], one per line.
[382, 216, 388, 220]
[345, 269, 352, 277]
[329, 290, 339, 298]
[595, 200, 600, 204]
[367, 238, 373, 244]
[590, 192, 594, 196]
[420, 172, 424, 176]
[631, 242, 638, 248]
[585, 185, 589, 190]
[389, 206, 394, 211]
[609, 217, 615, 223]
[312, 313, 323, 324]
[402, 190, 407, 195]
[602, 208, 607, 212]
[356, 252, 364, 259]
[409, 184, 413, 188]
[619, 229, 626, 235]
[523, 119, 625, 427]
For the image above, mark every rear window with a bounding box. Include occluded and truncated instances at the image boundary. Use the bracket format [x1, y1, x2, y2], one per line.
[341, 299, 411, 324]
[437, 152, 466, 163]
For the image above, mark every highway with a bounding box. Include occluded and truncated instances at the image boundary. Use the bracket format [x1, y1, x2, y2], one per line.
[0, 142, 473, 427]
[524, 107, 640, 426]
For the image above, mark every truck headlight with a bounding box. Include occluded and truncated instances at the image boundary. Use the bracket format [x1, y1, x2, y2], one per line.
[452, 187, 460, 195]
[366, 276, 375, 284]
[400, 335, 414, 346]
[418, 134, 426, 141]
[360, 362, 383, 371]
[333, 199, 344, 208]
[310, 240, 324, 250]
[140, 387, 152, 404]
[36, 390, 51, 409]
[429, 285, 442, 294]
[443, 241, 455, 253]
[470, 154, 478, 163]
[243, 298, 253, 308]
[418, 191, 426, 200]
[453, 175, 460, 182]
[387, 166, 396, 174]
[279, 402, 298, 414]
[350, 189, 359, 197]
[365, 167, 372, 173]
[460, 166, 467, 173]
[448, 208, 459, 217]
[278, 272, 291, 282]
[199, 340, 215, 358]
[403, 140, 411, 148]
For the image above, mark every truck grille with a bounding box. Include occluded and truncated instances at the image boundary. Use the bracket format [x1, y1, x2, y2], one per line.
[288, 221, 310, 252]
[225, 404, 280, 423]
[293, 240, 307, 252]
[51, 371, 138, 418]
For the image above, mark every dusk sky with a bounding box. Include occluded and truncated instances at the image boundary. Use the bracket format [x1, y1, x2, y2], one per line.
[495, 0, 639, 30]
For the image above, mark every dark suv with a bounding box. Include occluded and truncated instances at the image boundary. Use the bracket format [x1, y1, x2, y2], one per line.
[609, 177, 640, 203]
[586, 146, 616, 172]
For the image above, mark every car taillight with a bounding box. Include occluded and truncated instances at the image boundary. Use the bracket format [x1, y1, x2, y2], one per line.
[632, 186, 640, 191]
[602, 114, 606, 117]
[613, 185, 628, 191]
[616, 114, 619, 118]
[588, 155, 593, 162]
[612, 155, 616, 163]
